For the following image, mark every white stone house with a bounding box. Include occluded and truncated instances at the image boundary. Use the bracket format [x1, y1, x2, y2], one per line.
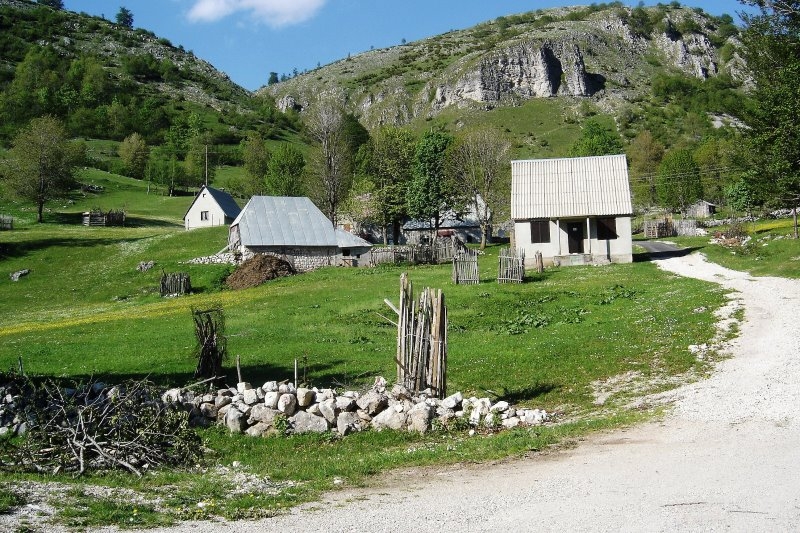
[511, 154, 633, 267]
[184, 185, 241, 230]
[228, 196, 372, 272]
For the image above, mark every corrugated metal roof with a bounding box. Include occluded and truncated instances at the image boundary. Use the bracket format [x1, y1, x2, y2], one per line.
[335, 229, 373, 249]
[231, 196, 338, 247]
[511, 154, 633, 219]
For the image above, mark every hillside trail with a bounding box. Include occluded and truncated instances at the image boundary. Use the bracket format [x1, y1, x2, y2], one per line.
[151, 251, 800, 532]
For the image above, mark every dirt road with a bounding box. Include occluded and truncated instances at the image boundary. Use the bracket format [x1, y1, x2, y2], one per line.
[157, 251, 800, 532]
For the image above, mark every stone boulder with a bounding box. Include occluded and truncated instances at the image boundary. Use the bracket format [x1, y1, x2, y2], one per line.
[290, 411, 329, 434]
[356, 390, 388, 416]
[372, 408, 407, 431]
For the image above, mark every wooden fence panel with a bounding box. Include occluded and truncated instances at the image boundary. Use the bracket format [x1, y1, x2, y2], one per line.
[452, 249, 479, 285]
[160, 273, 191, 296]
[0, 215, 12, 231]
[392, 274, 447, 398]
[498, 247, 525, 283]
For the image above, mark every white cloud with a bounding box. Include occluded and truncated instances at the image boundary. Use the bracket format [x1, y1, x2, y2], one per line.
[188, 0, 327, 27]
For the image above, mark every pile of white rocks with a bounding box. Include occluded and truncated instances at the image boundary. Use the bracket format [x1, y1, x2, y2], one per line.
[164, 377, 549, 437]
[185, 252, 240, 265]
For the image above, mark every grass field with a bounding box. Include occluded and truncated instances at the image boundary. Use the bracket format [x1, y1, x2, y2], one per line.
[0, 173, 739, 525]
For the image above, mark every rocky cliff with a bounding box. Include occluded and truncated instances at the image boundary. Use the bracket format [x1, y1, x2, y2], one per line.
[265, 5, 743, 129]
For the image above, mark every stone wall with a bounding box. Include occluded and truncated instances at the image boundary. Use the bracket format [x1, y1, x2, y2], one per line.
[165, 376, 549, 437]
[245, 247, 336, 273]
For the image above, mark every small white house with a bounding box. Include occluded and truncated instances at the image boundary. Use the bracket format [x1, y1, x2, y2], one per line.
[511, 154, 633, 267]
[184, 185, 241, 230]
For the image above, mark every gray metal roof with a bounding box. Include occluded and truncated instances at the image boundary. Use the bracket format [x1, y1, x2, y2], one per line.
[335, 229, 373, 249]
[231, 196, 338, 247]
[206, 187, 242, 219]
[511, 154, 632, 219]
[183, 185, 241, 220]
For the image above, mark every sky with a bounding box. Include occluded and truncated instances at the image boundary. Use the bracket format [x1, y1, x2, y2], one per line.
[62, 1, 754, 92]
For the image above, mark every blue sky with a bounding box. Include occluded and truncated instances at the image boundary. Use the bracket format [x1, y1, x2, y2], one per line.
[62, 1, 753, 92]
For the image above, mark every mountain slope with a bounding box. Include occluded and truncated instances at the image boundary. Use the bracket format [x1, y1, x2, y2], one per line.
[0, 0, 249, 109]
[263, 4, 745, 132]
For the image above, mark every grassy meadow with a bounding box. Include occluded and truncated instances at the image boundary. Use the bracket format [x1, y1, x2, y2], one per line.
[0, 172, 738, 525]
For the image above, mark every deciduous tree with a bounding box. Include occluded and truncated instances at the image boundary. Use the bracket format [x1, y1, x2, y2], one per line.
[626, 130, 664, 207]
[0, 116, 80, 222]
[116, 7, 133, 28]
[568, 118, 623, 157]
[448, 127, 511, 249]
[266, 143, 306, 196]
[305, 94, 351, 225]
[407, 129, 454, 234]
[656, 148, 703, 212]
[368, 127, 416, 244]
[739, 0, 800, 210]
[118, 132, 149, 180]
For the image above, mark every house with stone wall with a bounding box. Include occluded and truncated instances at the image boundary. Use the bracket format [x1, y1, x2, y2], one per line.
[511, 154, 633, 267]
[228, 196, 372, 271]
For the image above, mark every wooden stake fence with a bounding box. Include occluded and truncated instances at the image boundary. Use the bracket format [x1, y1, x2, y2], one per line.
[160, 272, 191, 296]
[0, 215, 12, 231]
[497, 247, 525, 283]
[452, 248, 479, 284]
[388, 273, 448, 399]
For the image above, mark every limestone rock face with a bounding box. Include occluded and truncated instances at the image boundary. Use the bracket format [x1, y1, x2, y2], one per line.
[433, 40, 602, 112]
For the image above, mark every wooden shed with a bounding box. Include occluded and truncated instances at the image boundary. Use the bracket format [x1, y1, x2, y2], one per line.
[511, 154, 633, 267]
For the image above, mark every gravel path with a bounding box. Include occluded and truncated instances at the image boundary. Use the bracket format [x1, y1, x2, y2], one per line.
[23, 251, 800, 533]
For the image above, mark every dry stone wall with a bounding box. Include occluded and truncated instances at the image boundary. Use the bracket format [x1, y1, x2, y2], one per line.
[165, 376, 549, 437]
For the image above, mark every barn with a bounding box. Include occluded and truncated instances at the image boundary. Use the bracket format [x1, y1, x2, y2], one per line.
[228, 196, 372, 271]
[511, 154, 633, 267]
[184, 185, 241, 230]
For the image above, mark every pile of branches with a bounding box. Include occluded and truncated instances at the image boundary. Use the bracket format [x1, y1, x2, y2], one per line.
[192, 306, 226, 380]
[1, 375, 201, 477]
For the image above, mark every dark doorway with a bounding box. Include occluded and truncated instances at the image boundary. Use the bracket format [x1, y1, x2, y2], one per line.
[567, 222, 584, 253]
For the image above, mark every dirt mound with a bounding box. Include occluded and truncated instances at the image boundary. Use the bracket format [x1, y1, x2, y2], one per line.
[225, 254, 296, 290]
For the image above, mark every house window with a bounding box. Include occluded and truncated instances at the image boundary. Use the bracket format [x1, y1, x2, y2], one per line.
[200, 211, 209, 221]
[530, 220, 549, 243]
[597, 217, 617, 240]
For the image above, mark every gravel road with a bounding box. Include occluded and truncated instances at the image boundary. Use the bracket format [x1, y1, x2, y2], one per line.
[101, 252, 800, 531]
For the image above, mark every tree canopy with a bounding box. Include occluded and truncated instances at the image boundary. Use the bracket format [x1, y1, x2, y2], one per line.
[568, 118, 623, 157]
[448, 127, 511, 249]
[740, 0, 800, 207]
[116, 7, 133, 28]
[407, 129, 454, 232]
[0, 116, 81, 222]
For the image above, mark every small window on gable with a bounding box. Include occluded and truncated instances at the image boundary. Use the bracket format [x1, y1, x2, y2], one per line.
[530, 220, 549, 244]
[597, 217, 617, 240]
[200, 211, 209, 221]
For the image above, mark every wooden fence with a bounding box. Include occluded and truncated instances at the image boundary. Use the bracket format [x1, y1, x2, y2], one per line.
[644, 218, 698, 238]
[369, 237, 461, 267]
[388, 273, 447, 399]
[0, 215, 12, 231]
[82, 210, 126, 227]
[160, 273, 191, 296]
[452, 248, 479, 284]
[497, 247, 525, 283]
